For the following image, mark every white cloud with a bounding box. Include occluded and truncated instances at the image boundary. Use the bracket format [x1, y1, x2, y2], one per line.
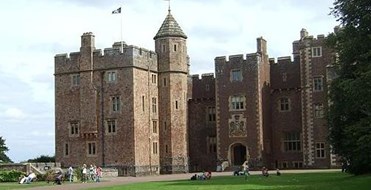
[4, 108, 26, 120]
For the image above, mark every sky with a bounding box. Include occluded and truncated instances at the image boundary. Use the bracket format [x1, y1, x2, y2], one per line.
[0, 0, 338, 162]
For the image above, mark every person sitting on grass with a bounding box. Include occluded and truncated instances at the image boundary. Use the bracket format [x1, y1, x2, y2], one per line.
[262, 167, 269, 177]
[190, 174, 197, 180]
[276, 168, 281, 176]
[19, 172, 36, 184]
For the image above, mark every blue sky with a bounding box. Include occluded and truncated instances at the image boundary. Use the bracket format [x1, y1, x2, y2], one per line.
[0, 0, 338, 162]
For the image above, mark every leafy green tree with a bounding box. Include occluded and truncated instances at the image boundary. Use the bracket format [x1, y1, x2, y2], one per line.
[327, 0, 371, 175]
[0, 136, 12, 163]
[27, 155, 55, 163]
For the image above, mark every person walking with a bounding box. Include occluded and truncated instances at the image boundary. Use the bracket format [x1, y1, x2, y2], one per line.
[67, 166, 74, 182]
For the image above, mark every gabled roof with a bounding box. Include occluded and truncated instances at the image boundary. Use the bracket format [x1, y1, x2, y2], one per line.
[154, 10, 187, 40]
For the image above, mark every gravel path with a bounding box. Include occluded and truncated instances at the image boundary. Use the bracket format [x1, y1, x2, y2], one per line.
[18, 169, 340, 190]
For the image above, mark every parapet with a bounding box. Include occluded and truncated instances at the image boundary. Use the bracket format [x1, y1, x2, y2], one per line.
[270, 56, 293, 65]
[201, 73, 214, 79]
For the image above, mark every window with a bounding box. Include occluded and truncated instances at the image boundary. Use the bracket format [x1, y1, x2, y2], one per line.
[208, 107, 216, 122]
[162, 44, 166, 52]
[152, 120, 158, 133]
[231, 95, 245, 110]
[316, 142, 326, 158]
[313, 77, 324, 91]
[164, 121, 167, 131]
[174, 44, 177, 52]
[282, 73, 287, 82]
[231, 70, 242, 81]
[107, 71, 117, 82]
[293, 161, 303, 168]
[151, 74, 157, 84]
[165, 144, 168, 153]
[206, 84, 210, 91]
[71, 74, 80, 86]
[153, 142, 158, 154]
[163, 78, 167, 87]
[279, 98, 290, 112]
[152, 97, 157, 113]
[64, 143, 69, 157]
[112, 96, 121, 112]
[87, 142, 96, 156]
[142, 96, 145, 112]
[314, 104, 324, 118]
[283, 132, 301, 152]
[175, 101, 179, 109]
[106, 120, 116, 134]
[69, 122, 79, 137]
[312, 47, 322, 57]
[207, 137, 217, 153]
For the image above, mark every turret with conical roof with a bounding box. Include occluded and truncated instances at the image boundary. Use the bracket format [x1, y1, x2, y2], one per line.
[155, 9, 189, 174]
[154, 10, 187, 40]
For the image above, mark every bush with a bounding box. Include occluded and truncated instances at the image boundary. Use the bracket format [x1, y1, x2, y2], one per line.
[0, 170, 25, 182]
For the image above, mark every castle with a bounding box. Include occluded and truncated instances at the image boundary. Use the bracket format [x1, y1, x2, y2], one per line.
[55, 9, 338, 176]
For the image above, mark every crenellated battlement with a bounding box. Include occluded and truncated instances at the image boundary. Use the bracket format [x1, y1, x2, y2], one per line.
[214, 53, 260, 65]
[269, 56, 293, 65]
[55, 35, 157, 74]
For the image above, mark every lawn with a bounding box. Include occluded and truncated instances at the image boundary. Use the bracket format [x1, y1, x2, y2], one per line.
[89, 172, 371, 190]
[0, 182, 52, 190]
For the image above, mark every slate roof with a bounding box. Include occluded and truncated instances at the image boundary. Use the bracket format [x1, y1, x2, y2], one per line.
[154, 11, 187, 40]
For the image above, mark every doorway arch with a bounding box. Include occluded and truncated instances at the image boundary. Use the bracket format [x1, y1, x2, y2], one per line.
[230, 143, 246, 166]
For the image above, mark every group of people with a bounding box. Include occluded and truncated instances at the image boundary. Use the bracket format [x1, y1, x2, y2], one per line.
[190, 171, 212, 180]
[81, 164, 103, 183]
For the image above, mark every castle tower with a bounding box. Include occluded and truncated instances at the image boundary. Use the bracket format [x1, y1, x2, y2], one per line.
[154, 9, 189, 174]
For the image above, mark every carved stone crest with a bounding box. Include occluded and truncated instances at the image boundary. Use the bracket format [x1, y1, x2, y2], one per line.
[229, 114, 247, 137]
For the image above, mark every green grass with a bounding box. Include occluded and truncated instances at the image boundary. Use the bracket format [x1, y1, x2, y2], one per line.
[1, 172, 370, 190]
[89, 172, 371, 190]
[0, 182, 52, 190]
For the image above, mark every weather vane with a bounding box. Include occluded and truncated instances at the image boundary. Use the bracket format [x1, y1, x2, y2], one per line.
[164, 0, 171, 12]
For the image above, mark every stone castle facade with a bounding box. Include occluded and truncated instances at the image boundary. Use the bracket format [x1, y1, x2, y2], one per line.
[55, 10, 338, 176]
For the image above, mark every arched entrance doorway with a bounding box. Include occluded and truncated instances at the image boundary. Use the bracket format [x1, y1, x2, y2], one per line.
[231, 143, 246, 166]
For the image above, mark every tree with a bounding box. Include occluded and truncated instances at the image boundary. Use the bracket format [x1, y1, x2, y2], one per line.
[27, 155, 55, 163]
[327, 0, 371, 175]
[0, 136, 12, 163]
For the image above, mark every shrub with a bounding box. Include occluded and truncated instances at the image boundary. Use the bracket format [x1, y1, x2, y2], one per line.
[0, 170, 25, 182]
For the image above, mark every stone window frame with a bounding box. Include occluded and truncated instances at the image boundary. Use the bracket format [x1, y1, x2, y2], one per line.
[175, 100, 179, 110]
[230, 95, 246, 111]
[173, 43, 178, 52]
[152, 141, 158, 154]
[69, 121, 80, 137]
[71, 74, 80, 87]
[162, 44, 166, 52]
[152, 120, 158, 134]
[86, 141, 97, 157]
[282, 132, 301, 152]
[278, 97, 291, 112]
[151, 74, 157, 85]
[314, 103, 324, 118]
[107, 70, 117, 83]
[207, 107, 216, 122]
[230, 69, 242, 82]
[312, 46, 322, 57]
[292, 161, 303, 168]
[315, 142, 326, 159]
[63, 142, 70, 157]
[313, 76, 324, 92]
[111, 96, 121, 112]
[206, 136, 217, 154]
[105, 119, 117, 135]
[152, 97, 157, 113]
